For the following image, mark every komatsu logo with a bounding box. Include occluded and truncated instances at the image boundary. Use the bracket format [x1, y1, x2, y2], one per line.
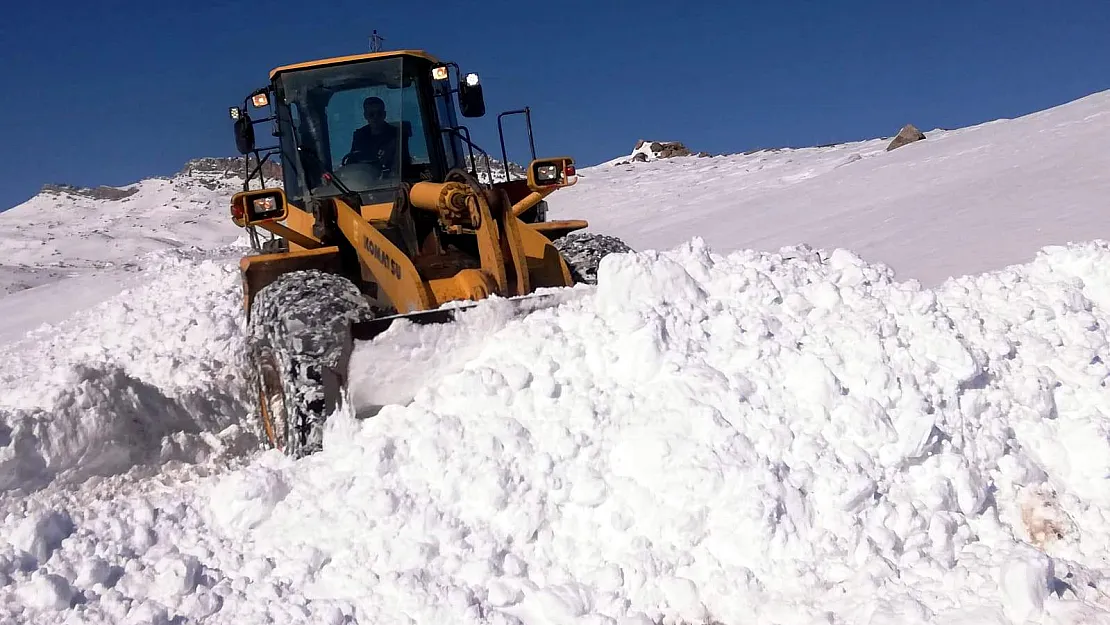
[362, 235, 403, 280]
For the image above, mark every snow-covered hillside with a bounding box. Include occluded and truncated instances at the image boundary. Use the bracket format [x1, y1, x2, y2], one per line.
[0, 158, 247, 343]
[548, 90, 1110, 287]
[3, 91, 1110, 624]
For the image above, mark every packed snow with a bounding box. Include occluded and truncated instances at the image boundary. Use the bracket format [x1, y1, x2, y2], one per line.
[2, 91, 1110, 624]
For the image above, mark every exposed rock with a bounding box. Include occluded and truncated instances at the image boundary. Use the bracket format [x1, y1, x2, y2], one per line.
[886, 123, 926, 151]
[649, 141, 692, 159]
[39, 183, 139, 202]
[625, 140, 695, 164]
[185, 157, 283, 181]
[551, 232, 634, 285]
[182, 156, 284, 191]
[182, 157, 242, 175]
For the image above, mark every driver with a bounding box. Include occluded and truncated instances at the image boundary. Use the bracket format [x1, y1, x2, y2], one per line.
[346, 97, 402, 170]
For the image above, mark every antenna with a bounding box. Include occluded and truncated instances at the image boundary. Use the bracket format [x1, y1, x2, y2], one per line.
[369, 29, 385, 52]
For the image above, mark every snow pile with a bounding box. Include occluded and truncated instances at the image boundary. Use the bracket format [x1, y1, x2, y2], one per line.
[0, 240, 1090, 624]
[0, 249, 257, 494]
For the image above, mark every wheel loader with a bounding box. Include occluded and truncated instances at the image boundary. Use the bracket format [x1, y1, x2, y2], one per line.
[225, 48, 630, 458]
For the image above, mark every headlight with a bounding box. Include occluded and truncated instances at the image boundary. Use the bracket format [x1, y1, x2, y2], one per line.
[535, 164, 559, 183]
[253, 196, 276, 211]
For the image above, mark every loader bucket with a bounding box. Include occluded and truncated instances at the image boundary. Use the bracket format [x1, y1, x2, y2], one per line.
[345, 289, 580, 417]
[349, 290, 572, 342]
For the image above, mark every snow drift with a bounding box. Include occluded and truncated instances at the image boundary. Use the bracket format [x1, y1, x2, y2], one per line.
[201, 240, 1110, 625]
[5, 239, 1109, 623]
[0, 249, 257, 494]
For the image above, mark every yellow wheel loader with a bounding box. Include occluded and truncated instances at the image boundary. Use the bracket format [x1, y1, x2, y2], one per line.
[226, 48, 631, 457]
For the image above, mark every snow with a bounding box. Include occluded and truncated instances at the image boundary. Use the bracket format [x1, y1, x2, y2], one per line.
[3, 91, 1110, 623]
[0, 247, 255, 493]
[548, 90, 1110, 287]
[0, 161, 245, 342]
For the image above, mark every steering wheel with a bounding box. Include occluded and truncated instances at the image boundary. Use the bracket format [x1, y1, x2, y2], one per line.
[341, 149, 378, 167]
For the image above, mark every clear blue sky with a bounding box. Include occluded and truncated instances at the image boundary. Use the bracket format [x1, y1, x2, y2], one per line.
[2, 0, 1109, 209]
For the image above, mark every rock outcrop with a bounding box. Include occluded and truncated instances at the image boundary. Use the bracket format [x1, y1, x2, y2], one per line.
[886, 124, 926, 151]
[39, 184, 140, 202]
[635, 140, 693, 159]
[618, 140, 706, 165]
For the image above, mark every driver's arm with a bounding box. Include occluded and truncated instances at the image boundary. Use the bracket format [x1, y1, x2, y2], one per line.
[350, 126, 364, 153]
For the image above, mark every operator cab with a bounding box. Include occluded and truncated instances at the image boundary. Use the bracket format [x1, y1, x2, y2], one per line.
[230, 50, 485, 208]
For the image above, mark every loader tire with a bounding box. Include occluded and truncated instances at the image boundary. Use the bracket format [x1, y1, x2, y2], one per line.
[552, 232, 634, 285]
[248, 270, 374, 458]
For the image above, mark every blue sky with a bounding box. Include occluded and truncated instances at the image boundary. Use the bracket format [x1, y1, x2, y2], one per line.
[2, 0, 1108, 209]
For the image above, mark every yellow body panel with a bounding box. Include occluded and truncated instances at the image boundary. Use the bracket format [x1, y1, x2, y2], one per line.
[517, 224, 574, 288]
[269, 50, 441, 79]
[360, 202, 393, 223]
[282, 205, 318, 252]
[529, 219, 588, 240]
[333, 199, 436, 314]
[237, 188, 583, 319]
[426, 269, 499, 303]
[510, 188, 555, 218]
[260, 221, 322, 250]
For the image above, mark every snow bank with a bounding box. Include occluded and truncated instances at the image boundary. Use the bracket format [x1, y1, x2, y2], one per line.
[0, 250, 256, 493]
[14, 239, 1093, 625]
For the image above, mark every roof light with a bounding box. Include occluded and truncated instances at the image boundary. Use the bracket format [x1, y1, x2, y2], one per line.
[432, 65, 449, 81]
[252, 92, 269, 107]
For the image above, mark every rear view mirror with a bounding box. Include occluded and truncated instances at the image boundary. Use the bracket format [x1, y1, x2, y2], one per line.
[458, 73, 485, 118]
[231, 188, 287, 226]
[233, 116, 255, 154]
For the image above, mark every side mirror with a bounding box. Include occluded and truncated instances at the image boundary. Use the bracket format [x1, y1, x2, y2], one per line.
[458, 73, 485, 118]
[230, 188, 287, 227]
[233, 115, 255, 155]
[527, 157, 577, 191]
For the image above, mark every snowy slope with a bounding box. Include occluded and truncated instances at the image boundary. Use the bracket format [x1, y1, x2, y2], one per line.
[0, 159, 247, 343]
[548, 90, 1110, 287]
[2, 91, 1110, 624]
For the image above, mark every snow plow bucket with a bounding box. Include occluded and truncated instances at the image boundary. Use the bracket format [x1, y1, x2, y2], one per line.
[342, 289, 581, 419]
[349, 291, 572, 342]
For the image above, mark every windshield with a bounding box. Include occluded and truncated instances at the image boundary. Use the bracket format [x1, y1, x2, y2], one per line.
[274, 56, 435, 204]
